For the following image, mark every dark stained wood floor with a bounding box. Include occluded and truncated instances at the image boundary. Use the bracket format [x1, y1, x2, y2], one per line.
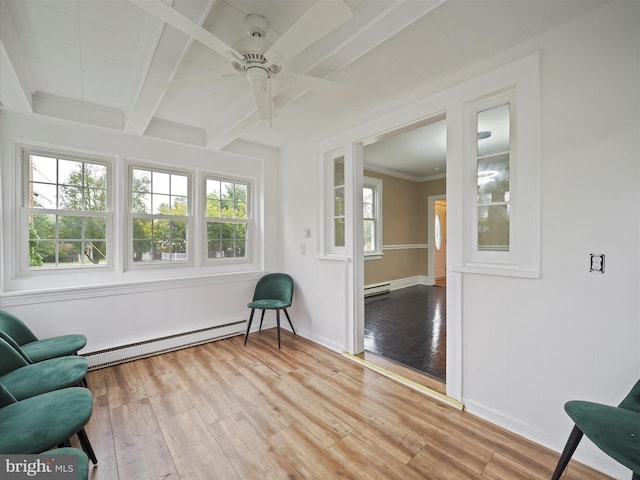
[80, 330, 611, 479]
[365, 285, 446, 382]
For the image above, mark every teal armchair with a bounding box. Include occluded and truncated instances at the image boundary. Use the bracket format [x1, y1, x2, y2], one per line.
[0, 337, 87, 401]
[0, 384, 97, 465]
[244, 273, 296, 348]
[551, 379, 640, 479]
[0, 310, 86, 362]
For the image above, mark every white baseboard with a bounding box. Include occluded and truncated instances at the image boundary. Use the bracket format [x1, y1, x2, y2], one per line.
[464, 399, 630, 479]
[84, 321, 245, 369]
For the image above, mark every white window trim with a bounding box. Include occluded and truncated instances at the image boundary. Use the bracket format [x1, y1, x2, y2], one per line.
[320, 148, 347, 257]
[201, 173, 253, 265]
[363, 175, 383, 260]
[18, 145, 114, 275]
[126, 162, 194, 269]
[454, 56, 541, 278]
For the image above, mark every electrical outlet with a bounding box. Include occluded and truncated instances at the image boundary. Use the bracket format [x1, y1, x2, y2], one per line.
[590, 254, 605, 274]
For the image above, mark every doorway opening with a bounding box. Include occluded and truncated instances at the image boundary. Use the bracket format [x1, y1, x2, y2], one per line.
[360, 113, 447, 392]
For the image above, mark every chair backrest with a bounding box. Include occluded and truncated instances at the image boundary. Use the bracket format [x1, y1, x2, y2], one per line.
[0, 384, 16, 408]
[253, 273, 294, 305]
[618, 379, 640, 413]
[0, 337, 29, 377]
[0, 311, 38, 346]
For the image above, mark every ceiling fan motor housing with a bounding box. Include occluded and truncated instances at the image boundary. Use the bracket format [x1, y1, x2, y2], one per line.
[231, 15, 281, 77]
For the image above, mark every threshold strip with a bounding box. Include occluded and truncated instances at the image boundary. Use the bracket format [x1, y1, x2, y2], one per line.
[342, 352, 464, 411]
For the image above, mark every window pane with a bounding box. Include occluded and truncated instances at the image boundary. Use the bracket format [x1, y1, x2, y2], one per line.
[235, 201, 247, 219]
[133, 218, 153, 262]
[31, 183, 57, 209]
[132, 192, 151, 214]
[220, 200, 233, 218]
[132, 169, 151, 193]
[153, 171, 170, 194]
[59, 159, 83, 186]
[58, 185, 83, 210]
[335, 218, 345, 247]
[334, 158, 344, 186]
[363, 219, 375, 252]
[31, 155, 56, 184]
[86, 188, 107, 211]
[335, 187, 345, 217]
[171, 174, 188, 196]
[152, 193, 171, 214]
[477, 154, 510, 203]
[206, 197, 220, 217]
[478, 205, 509, 251]
[477, 104, 510, 155]
[206, 179, 221, 199]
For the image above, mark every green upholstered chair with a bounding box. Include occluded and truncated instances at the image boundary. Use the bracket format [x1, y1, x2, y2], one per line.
[42, 447, 89, 480]
[551, 379, 640, 479]
[0, 384, 97, 465]
[0, 310, 86, 363]
[244, 273, 296, 349]
[0, 337, 88, 401]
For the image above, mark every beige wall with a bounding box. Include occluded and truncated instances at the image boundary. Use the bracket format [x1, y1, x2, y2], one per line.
[363, 170, 446, 285]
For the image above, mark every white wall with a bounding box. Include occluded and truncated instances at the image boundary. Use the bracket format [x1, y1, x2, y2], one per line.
[280, 1, 639, 477]
[0, 112, 280, 357]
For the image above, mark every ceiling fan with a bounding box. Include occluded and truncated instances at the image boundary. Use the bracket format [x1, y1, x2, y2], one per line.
[129, 0, 356, 122]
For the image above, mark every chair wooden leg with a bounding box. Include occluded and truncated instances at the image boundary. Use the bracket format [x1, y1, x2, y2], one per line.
[276, 309, 281, 349]
[258, 310, 266, 332]
[244, 309, 255, 346]
[283, 309, 295, 335]
[551, 425, 584, 480]
[77, 427, 97, 465]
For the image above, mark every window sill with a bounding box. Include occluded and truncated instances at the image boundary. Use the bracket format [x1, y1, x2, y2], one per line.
[364, 253, 383, 261]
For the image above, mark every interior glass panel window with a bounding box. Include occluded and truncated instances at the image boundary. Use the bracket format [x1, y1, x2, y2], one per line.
[477, 103, 510, 251]
[334, 157, 345, 247]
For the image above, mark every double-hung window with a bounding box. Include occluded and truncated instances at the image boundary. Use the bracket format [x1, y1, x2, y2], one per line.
[205, 177, 249, 260]
[363, 176, 383, 258]
[130, 166, 190, 264]
[23, 150, 110, 270]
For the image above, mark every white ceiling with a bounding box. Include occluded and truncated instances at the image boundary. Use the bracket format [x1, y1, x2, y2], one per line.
[0, 0, 604, 179]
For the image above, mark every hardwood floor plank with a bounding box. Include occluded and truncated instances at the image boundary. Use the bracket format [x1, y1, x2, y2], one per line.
[83, 392, 118, 480]
[329, 431, 426, 480]
[268, 422, 362, 479]
[209, 412, 302, 479]
[110, 398, 178, 479]
[83, 335, 613, 480]
[100, 361, 147, 410]
[159, 409, 240, 480]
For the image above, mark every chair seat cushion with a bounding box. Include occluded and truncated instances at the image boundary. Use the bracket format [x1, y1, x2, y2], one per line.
[21, 334, 87, 362]
[0, 387, 93, 454]
[43, 447, 89, 480]
[248, 299, 290, 309]
[565, 400, 640, 474]
[0, 356, 88, 400]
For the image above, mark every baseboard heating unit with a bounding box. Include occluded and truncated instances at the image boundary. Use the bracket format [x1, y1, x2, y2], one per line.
[83, 320, 245, 370]
[364, 282, 391, 298]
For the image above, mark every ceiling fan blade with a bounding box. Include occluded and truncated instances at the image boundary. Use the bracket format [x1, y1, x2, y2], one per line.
[128, 0, 241, 62]
[265, 0, 353, 62]
[280, 73, 358, 99]
[246, 69, 275, 121]
[162, 73, 240, 92]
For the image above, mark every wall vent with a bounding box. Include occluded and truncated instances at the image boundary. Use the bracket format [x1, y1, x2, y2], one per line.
[84, 321, 245, 370]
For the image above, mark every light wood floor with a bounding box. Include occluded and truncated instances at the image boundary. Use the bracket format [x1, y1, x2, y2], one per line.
[81, 329, 610, 479]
